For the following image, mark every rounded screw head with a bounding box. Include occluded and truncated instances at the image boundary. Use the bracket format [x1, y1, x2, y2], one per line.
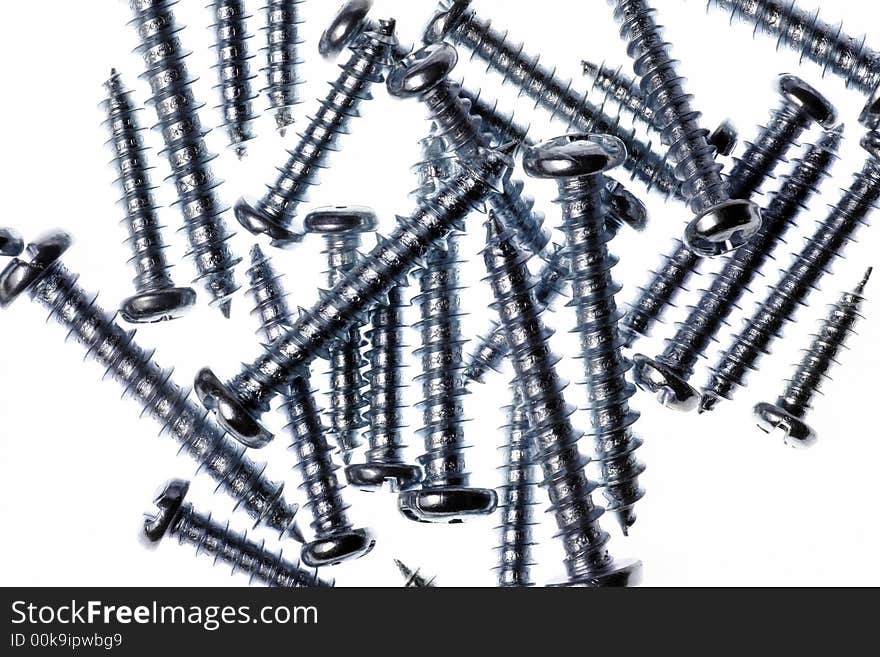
[708, 119, 738, 157]
[423, 0, 473, 44]
[684, 199, 762, 258]
[549, 559, 643, 588]
[604, 180, 649, 233]
[523, 134, 627, 179]
[632, 355, 702, 412]
[778, 74, 837, 128]
[301, 528, 376, 568]
[754, 402, 817, 448]
[304, 206, 378, 234]
[234, 197, 304, 249]
[193, 368, 274, 449]
[120, 287, 198, 324]
[345, 463, 424, 491]
[0, 228, 24, 258]
[319, 0, 373, 59]
[860, 130, 880, 159]
[398, 486, 498, 524]
[142, 479, 190, 543]
[0, 231, 71, 308]
[386, 43, 458, 98]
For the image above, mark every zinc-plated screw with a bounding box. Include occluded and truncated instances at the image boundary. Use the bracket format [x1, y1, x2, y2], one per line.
[755, 268, 872, 448]
[425, 0, 684, 204]
[102, 69, 197, 324]
[144, 480, 332, 586]
[394, 558, 436, 587]
[261, 0, 305, 135]
[246, 245, 375, 565]
[234, 9, 398, 248]
[304, 207, 376, 463]
[127, 0, 241, 317]
[387, 43, 550, 257]
[621, 74, 837, 348]
[635, 127, 842, 411]
[318, 0, 412, 63]
[495, 387, 538, 587]
[346, 283, 423, 492]
[705, 0, 880, 101]
[209, 0, 259, 158]
[0, 233, 302, 539]
[701, 130, 880, 412]
[608, 0, 762, 256]
[482, 213, 641, 586]
[525, 134, 645, 534]
[194, 145, 512, 447]
[0, 228, 23, 257]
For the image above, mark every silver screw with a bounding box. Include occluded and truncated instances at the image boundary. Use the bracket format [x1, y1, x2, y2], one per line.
[608, 0, 762, 256]
[424, 0, 683, 203]
[482, 213, 641, 586]
[127, 0, 241, 317]
[634, 127, 843, 411]
[304, 207, 376, 463]
[0, 228, 23, 257]
[621, 74, 837, 348]
[246, 245, 375, 566]
[525, 134, 645, 534]
[755, 269, 872, 449]
[0, 233, 303, 540]
[394, 558, 436, 587]
[261, 0, 305, 135]
[144, 480, 331, 587]
[318, 0, 412, 63]
[194, 145, 513, 448]
[101, 69, 197, 324]
[495, 387, 538, 587]
[234, 9, 398, 248]
[210, 0, 259, 158]
[701, 130, 880, 412]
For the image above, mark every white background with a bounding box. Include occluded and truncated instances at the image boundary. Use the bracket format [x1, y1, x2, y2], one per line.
[1, 0, 878, 587]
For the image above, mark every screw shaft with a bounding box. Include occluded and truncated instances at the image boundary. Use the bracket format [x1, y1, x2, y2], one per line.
[582, 60, 657, 133]
[261, 0, 305, 133]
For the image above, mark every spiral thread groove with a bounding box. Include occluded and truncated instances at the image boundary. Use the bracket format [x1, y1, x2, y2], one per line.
[261, 0, 305, 132]
[582, 60, 657, 133]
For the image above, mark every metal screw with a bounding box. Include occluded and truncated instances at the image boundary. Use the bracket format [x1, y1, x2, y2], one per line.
[705, 0, 880, 101]
[387, 43, 550, 257]
[318, 0, 412, 63]
[755, 269, 872, 449]
[234, 10, 398, 248]
[194, 145, 512, 447]
[210, 0, 258, 158]
[525, 134, 645, 534]
[304, 207, 376, 463]
[634, 127, 843, 411]
[127, 0, 241, 317]
[246, 245, 375, 566]
[701, 130, 880, 412]
[0, 233, 303, 539]
[261, 0, 305, 135]
[346, 283, 423, 492]
[482, 213, 641, 586]
[144, 480, 331, 587]
[394, 558, 436, 587]
[495, 387, 538, 587]
[424, 0, 683, 203]
[101, 69, 197, 324]
[0, 228, 23, 257]
[621, 74, 837, 347]
[609, 0, 762, 256]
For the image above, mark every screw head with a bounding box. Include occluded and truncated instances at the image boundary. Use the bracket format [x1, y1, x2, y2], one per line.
[0, 228, 24, 258]
[142, 479, 190, 543]
[304, 206, 378, 234]
[778, 74, 837, 128]
[860, 130, 880, 159]
[300, 528, 376, 567]
[523, 134, 627, 180]
[632, 355, 702, 413]
[604, 180, 648, 233]
[319, 0, 373, 59]
[345, 462, 424, 491]
[387, 43, 458, 98]
[193, 368, 274, 449]
[550, 559, 643, 588]
[684, 199, 763, 258]
[234, 197, 304, 249]
[708, 119, 738, 157]
[0, 231, 71, 309]
[423, 0, 473, 45]
[860, 84, 880, 130]
[754, 402, 817, 449]
[398, 486, 498, 523]
[120, 287, 198, 324]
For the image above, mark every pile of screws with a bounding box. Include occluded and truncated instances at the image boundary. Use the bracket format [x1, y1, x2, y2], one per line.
[1, 0, 877, 587]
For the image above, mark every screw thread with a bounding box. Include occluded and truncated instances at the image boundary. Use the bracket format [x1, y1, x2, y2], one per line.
[458, 84, 535, 149]
[394, 559, 436, 587]
[246, 244, 293, 344]
[702, 141, 880, 410]
[445, 5, 682, 201]
[708, 0, 880, 96]
[582, 60, 657, 133]
[102, 70, 177, 294]
[495, 388, 539, 587]
[260, 0, 305, 133]
[128, 0, 241, 314]
[254, 25, 397, 230]
[210, 0, 259, 157]
[411, 130, 458, 201]
[170, 503, 331, 587]
[28, 260, 300, 536]
[660, 128, 842, 378]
